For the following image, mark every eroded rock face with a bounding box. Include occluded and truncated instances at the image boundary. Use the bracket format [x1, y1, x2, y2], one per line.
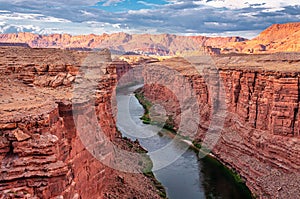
[0, 32, 247, 56]
[0, 22, 299, 55]
[2, 45, 300, 198]
[221, 22, 300, 54]
[140, 54, 300, 198]
[0, 47, 162, 199]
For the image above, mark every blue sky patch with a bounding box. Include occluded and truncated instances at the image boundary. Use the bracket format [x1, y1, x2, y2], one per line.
[93, 0, 168, 12]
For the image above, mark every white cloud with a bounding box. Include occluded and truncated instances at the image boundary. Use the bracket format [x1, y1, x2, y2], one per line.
[0, 12, 113, 35]
[137, 1, 161, 7]
[0, 0, 99, 6]
[100, 0, 125, 6]
[0, 13, 42, 20]
[0, 0, 299, 37]
[0, 23, 54, 34]
[198, 30, 261, 39]
[261, 8, 285, 13]
[195, 0, 300, 9]
[41, 16, 71, 23]
[204, 22, 232, 28]
[127, 9, 151, 14]
[112, 23, 121, 28]
[0, 12, 70, 23]
[80, 10, 97, 17]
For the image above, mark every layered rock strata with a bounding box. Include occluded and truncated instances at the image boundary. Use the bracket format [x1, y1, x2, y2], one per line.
[0, 32, 246, 56]
[221, 22, 300, 54]
[140, 53, 300, 198]
[0, 46, 162, 199]
[1, 22, 299, 55]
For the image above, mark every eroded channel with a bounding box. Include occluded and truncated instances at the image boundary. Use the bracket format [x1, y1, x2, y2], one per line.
[116, 85, 252, 199]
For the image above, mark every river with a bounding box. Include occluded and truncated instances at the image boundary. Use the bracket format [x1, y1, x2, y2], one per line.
[116, 85, 252, 199]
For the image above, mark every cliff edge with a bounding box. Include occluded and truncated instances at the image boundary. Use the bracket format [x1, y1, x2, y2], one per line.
[0, 46, 163, 199]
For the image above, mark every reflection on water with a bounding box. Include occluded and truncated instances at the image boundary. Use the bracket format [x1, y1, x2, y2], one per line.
[116, 85, 252, 199]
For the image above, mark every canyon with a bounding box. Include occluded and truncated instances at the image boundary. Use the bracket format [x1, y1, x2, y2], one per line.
[0, 22, 299, 55]
[137, 53, 300, 198]
[0, 47, 164, 198]
[1, 45, 299, 198]
[0, 21, 300, 199]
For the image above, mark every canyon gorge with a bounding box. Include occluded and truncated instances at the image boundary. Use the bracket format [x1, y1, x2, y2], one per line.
[0, 22, 300, 199]
[0, 47, 165, 198]
[138, 53, 300, 198]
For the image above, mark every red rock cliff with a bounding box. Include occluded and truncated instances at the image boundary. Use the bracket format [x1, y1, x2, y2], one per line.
[140, 53, 300, 198]
[1, 22, 299, 55]
[222, 22, 300, 54]
[0, 32, 246, 56]
[0, 47, 163, 199]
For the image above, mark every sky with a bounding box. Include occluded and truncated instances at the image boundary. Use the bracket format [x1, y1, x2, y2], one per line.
[0, 0, 300, 38]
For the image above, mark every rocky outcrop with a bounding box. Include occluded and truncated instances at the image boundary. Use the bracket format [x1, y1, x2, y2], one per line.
[0, 22, 299, 56]
[1, 43, 299, 198]
[0, 32, 247, 56]
[222, 22, 300, 54]
[113, 56, 159, 86]
[140, 53, 300, 198]
[0, 46, 163, 198]
[255, 23, 300, 43]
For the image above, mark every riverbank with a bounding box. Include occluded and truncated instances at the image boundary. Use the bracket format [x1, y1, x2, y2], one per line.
[119, 135, 167, 198]
[115, 85, 169, 198]
[106, 134, 167, 198]
[0, 47, 168, 199]
[134, 87, 253, 198]
[134, 88, 176, 132]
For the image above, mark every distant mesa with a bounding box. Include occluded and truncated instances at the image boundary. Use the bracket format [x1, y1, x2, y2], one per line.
[255, 22, 300, 42]
[0, 31, 246, 56]
[0, 22, 299, 55]
[221, 22, 300, 54]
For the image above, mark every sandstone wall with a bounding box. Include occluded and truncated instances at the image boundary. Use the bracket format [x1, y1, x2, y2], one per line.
[0, 47, 162, 199]
[0, 47, 117, 198]
[0, 32, 246, 56]
[113, 56, 159, 87]
[141, 55, 300, 198]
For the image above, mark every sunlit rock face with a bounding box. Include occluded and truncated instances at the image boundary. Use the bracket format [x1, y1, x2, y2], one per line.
[0, 47, 162, 199]
[221, 22, 300, 54]
[1, 22, 300, 56]
[0, 32, 246, 55]
[1, 37, 300, 198]
[140, 53, 300, 198]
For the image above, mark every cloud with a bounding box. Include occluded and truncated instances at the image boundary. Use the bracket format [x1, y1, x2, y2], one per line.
[0, 11, 70, 23]
[0, 10, 131, 35]
[0, 0, 299, 38]
[0, 0, 99, 6]
[137, 1, 161, 7]
[194, 0, 300, 9]
[190, 30, 261, 38]
[80, 10, 97, 17]
[100, 0, 125, 6]
[165, 1, 200, 10]
[0, 11, 71, 23]
[127, 9, 151, 15]
[0, 24, 43, 34]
